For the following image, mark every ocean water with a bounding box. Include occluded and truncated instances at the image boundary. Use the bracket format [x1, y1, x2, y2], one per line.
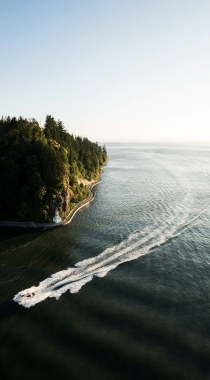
[1, 142, 210, 380]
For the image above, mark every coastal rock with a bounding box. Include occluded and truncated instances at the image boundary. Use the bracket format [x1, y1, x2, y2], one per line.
[49, 187, 73, 216]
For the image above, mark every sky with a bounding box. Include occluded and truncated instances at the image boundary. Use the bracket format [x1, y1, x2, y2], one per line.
[0, 0, 210, 142]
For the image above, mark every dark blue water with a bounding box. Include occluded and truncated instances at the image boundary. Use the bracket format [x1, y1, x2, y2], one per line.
[1, 143, 210, 379]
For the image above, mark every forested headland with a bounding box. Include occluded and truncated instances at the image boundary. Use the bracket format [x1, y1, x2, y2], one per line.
[0, 116, 107, 222]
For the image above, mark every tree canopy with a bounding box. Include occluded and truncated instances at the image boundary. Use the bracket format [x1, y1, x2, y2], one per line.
[0, 115, 107, 222]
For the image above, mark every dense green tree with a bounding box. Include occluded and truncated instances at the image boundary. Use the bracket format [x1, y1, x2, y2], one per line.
[0, 115, 107, 222]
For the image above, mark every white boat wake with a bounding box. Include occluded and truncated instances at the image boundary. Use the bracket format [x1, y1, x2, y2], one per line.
[14, 150, 210, 308]
[13, 190, 197, 308]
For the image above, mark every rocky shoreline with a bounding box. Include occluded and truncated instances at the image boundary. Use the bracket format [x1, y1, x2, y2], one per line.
[0, 167, 105, 230]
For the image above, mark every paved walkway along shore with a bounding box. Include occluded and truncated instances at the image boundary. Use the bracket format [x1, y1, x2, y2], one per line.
[0, 168, 105, 230]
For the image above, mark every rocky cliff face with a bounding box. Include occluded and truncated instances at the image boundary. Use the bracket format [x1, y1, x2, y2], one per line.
[49, 187, 74, 218]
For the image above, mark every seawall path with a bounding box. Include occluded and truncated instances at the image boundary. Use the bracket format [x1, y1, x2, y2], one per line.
[0, 168, 105, 230]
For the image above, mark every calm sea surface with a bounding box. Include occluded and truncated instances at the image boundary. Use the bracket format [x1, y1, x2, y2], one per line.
[1, 143, 210, 380]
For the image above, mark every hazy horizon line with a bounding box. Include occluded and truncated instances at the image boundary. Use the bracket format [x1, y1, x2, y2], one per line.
[99, 139, 210, 144]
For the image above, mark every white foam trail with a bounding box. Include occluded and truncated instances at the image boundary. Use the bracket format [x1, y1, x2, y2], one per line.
[13, 154, 210, 308]
[13, 191, 193, 308]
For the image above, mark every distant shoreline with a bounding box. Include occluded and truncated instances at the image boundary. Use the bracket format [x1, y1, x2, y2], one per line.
[0, 164, 106, 231]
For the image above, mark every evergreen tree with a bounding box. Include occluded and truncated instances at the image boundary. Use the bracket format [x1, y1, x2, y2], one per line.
[0, 115, 107, 222]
